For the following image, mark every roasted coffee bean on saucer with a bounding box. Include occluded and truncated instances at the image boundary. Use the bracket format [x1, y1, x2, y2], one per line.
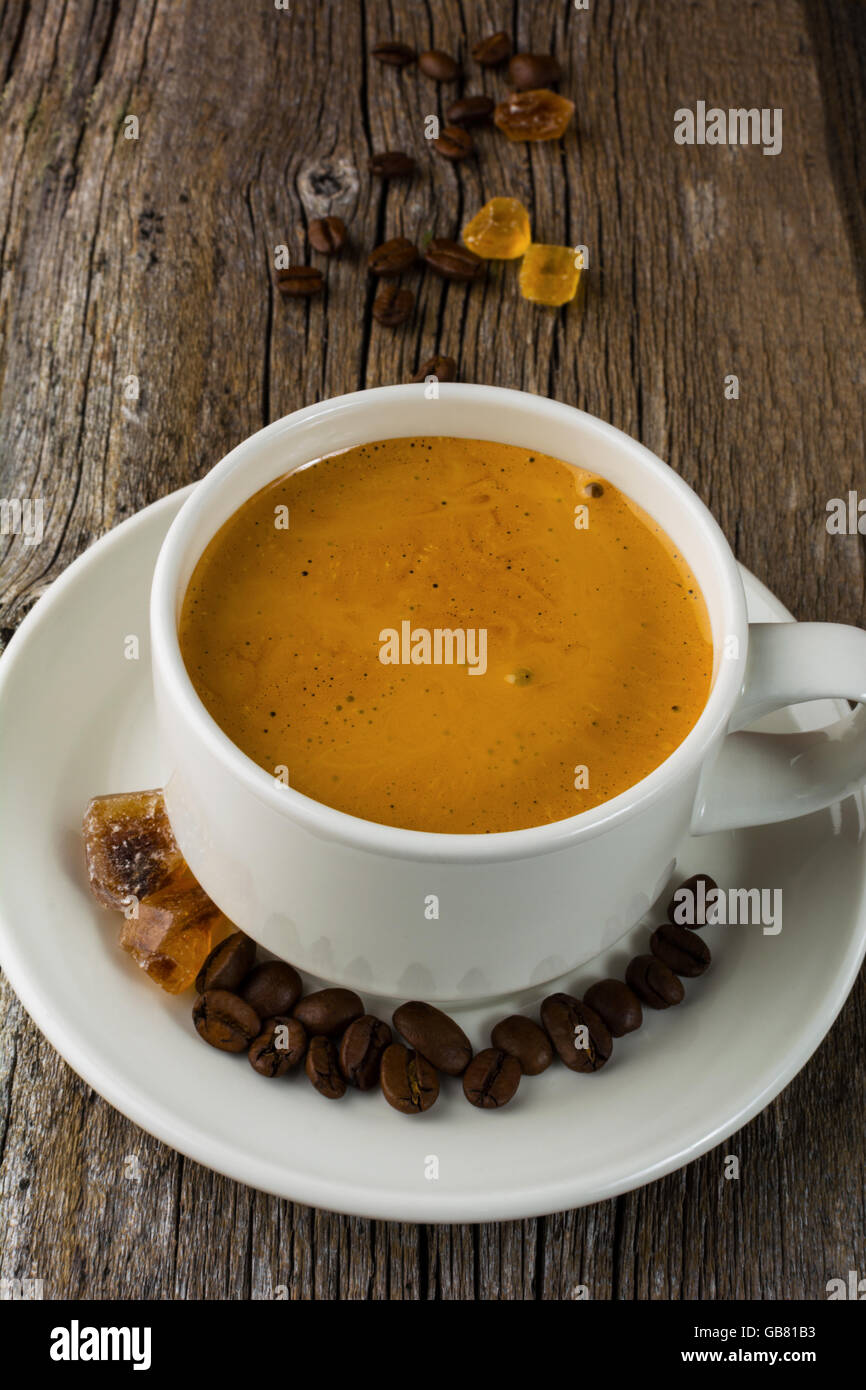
[490, 1014, 553, 1074]
[195, 931, 256, 994]
[193, 990, 261, 1053]
[650, 922, 712, 977]
[625, 954, 685, 1009]
[248, 1016, 307, 1077]
[380, 1043, 440, 1113]
[293, 987, 364, 1037]
[240, 960, 302, 1017]
[308, 216, 347, 254]
[463, 1048, 521, 1108]
[667, 872, 718, 927]
[583, 979, 643, 1037]
[339, 1015, 392, 1090]
[305, 1035, 346, 1099]
[392, 1000, 472, 1075]
[540, 993, 612, 1073]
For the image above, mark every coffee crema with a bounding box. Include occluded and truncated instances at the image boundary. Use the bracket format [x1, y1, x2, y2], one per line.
[179, 437, 713, 833]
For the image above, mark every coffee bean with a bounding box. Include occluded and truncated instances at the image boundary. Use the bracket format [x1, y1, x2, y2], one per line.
[370, 150, 416, 178]
[305, 1035, 346, 1099]
[240, 961, 302, 1017]
[380, 1043, 439, 1113]
[195, 931, 256, 994]
[583, 979, 643, 1037]
[411, 354, 457, 383]
[419, 49, 460, 81]
[248, 1016, 307, 1077]
[445, 95, 495, 126]
[308, 216, 347, 254]
[392, 1000, 473, 1076]
[508, 53, 562, 90]
[433, 125, 474, 161]
[367, 236, 419, 276]
[372, 42, 417, 68]
[471, 32, 512, 67]
[339, 1015, 392, 1090]
[293, 987, 364, 1037]
[667, 873, 719, 928]
[625, 954, 685, 1008]
[372, 284, 414, 326]
[463, 1048, 522, 1108]
[193, 990, 261, 1053]
[276, 266, 324, 297]
[424, 237, 485, 281]
[540, 992, 613, 1073]
[490, 1015, 553, 1075]
[651, 922, 712, 977]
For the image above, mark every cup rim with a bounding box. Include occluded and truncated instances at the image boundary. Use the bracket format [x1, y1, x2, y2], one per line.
[150, 384, 748, 863]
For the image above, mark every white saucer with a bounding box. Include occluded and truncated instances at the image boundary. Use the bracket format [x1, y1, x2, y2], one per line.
[1, 487, 864, 1222]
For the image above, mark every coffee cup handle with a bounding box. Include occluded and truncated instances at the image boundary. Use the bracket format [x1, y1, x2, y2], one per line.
[690, 622, 866, 834]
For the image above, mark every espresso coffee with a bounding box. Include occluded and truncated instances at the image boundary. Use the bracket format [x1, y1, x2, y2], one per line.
[179, 437, 712, 833]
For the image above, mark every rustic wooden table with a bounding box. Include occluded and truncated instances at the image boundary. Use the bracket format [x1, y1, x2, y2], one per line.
[1, 0, 864, 1300]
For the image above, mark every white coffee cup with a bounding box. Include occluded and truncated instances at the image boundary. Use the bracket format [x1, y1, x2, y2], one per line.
[150, 385, 866, 1000]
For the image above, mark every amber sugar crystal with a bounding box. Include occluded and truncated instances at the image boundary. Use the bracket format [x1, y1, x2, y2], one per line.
[83, 789, 191, 909]
[119, 881, 230, 994]
[519, 243, 583, 306]
[462, 197, 531, 259]
[493, 88, 575, 142]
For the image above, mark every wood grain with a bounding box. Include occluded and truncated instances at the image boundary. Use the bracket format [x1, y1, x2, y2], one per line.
[1, 0, 864, 1299]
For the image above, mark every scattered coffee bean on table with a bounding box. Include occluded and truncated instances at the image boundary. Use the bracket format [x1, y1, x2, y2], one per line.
[392, 1000, 473, 1076]
[463, 1048, 522, 1108]
[195, 931, 256, 994]
[367, 236, 419, 275]
[380, 1043, 440, 1113]
[667, 872, 718, 927]
[471, 31, 512, 67]
[193, 990, 261, 1053]
[583, 978, 643, 1037]
[419, 49, 460, 81]
[446, 95, 495, 126]
[433, 125, 475, 161]
[293, 987, 364, 1036]
[276, 265, 324, 297]
[240, 960, 302, 1017]
[371, 41, 417, 67]
[425, 238, 485, 281]
[490, 1014, 553, 1074]
[626, 954, 685, 1008]
[248, 1016, 307, 1077]
[305, 1035, 346, 1099]
[541, 993, 613, 1073]
[339, 1015, 392, 1090]
[369, 150, 416, 178]
[650, 922, 712, 977]
[308, 216, 347, 254]
[372, 284, 414, 326]
[508, 53, 562, 90]
[411, 354, 457, 383]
